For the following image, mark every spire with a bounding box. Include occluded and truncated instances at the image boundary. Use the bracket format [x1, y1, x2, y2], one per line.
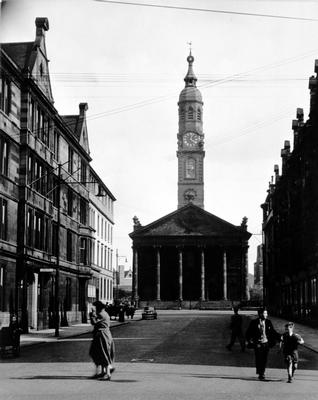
[184, 49, 197, 87]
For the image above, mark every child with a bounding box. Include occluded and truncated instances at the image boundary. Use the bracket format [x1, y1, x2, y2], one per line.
[280, 322, 304, 383]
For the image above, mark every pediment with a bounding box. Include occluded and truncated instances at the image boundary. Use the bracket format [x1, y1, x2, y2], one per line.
[130, 204, 251, 239]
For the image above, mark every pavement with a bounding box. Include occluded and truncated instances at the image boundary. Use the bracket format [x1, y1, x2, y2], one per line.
[19, 310, 142, 347]
[18, 309, 318, 354]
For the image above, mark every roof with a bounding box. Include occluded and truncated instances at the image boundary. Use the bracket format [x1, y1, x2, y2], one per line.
[1, 42, 34, 70]
[130, 203, 251, 240]
[61, 115, 81, 139]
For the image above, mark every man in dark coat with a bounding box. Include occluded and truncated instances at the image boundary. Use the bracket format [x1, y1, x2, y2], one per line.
[226, 307, 245, 352]
[245, 307, 281, 380]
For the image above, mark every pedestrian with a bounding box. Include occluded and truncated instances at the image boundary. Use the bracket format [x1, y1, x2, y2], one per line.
[245, 307, 281, 381]
[226, 307, 245, 352]
[280, 322, 304, 383]
[89, 300, 115, 380]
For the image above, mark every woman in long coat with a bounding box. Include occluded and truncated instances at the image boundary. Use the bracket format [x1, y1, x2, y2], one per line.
[89, 301, 115, 380]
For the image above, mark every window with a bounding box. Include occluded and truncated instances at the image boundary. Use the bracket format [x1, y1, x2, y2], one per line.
[197, 108, 202, 121]
[185, 158, 196, 179]
[80, 159, 87, 186]
[188, 107, 194, 120]
[53, 129, 59, 161]
[0, 265, 4, 311]
[34, 211, 44, 250]
[30, 98, 36, 132]
[80, 238, 87, 264]
[27, 209, 33, 247]
[180, 108, 185, 120]
[0, 198, 8, 241]
[80, 198, 87, 225]
[97, 242, 100, 266]
[66, 230, 73, 261]
[68, 147, 74, 174]
[0, 75, 11, 114]
[67, 189, 73, 217]
[0, 137, 9, 176]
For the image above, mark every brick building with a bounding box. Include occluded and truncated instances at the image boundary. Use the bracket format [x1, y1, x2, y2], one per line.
[0, 18, 115, 331]
[262, 60, 318, 325]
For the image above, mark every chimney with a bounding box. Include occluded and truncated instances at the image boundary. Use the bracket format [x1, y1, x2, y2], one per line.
[292, 108, 304, 148]
[35, 17, 49, 40]
[79, 103, 88, 116]
[281, 140, 290, 174]
[308, 60, 318, 120]
[274, 164, 280, 183]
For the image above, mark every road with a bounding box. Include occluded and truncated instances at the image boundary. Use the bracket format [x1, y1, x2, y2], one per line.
[1, 311, 318, 400]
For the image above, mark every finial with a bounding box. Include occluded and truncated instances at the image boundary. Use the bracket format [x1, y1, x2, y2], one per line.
[187, 41, 192, 55]
[187, 41, 194, 64]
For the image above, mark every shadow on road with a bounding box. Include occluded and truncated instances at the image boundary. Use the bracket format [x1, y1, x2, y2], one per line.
[11, 376, 138, 383]
[183, 374, 283, 382]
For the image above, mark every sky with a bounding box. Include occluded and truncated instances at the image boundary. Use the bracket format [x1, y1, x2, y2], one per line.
[1, 0, 318, 273]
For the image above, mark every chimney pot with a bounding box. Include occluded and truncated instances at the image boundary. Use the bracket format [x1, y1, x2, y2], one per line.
[79, 103, 88, 115]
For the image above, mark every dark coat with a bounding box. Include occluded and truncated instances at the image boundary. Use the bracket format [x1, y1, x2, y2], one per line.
[246, 318, 281, 348]
[89, 314, 115, 367]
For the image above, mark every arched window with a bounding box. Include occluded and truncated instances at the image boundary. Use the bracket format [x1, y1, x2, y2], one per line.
[188, 107, 194, 120]
[197, 108, 201, 121]
[185, 158, 196, 179]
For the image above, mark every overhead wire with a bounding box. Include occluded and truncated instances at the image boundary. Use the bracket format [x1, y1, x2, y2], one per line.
[18, 48, 317, 139]
[93, 0, 318, 22]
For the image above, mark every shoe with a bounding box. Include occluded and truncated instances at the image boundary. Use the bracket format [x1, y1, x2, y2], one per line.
[258, 375, 265, 380]
[98, 374, 111, 381]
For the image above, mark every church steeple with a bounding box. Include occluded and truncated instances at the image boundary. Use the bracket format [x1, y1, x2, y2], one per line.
[184, 51, 197, 87]
[177, 51, 205, 209]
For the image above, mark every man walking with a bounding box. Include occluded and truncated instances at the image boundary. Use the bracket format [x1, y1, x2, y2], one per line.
[246, 307, 281, 380]
[226, 307, 245, 352]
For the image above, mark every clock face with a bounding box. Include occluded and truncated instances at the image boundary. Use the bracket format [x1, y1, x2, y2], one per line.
[183, 132, 199, 147]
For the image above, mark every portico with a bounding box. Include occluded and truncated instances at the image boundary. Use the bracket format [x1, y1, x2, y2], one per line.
[130, 204, 250, 308]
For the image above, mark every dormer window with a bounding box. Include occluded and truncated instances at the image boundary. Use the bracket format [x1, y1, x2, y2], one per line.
[188, 107, 194, 120]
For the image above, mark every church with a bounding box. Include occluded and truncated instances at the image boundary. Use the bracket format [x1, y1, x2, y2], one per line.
[129, 52, 251, 309]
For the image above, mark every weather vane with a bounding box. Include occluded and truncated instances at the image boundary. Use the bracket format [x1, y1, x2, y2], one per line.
[187, 41, 192, 54]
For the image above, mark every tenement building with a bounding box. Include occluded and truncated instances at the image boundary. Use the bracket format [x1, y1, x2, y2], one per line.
[129, 53, 251, 309]
[0, 18, 115, 331]
[262, 60, 318, 325]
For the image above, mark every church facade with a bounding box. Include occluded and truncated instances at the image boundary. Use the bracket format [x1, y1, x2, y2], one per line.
[129, 53, 251, 308]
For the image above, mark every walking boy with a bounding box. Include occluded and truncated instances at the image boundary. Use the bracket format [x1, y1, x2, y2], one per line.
[280, 322, 304, 383]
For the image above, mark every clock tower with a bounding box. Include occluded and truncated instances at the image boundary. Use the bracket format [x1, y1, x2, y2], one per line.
[177, 52, 205, 208]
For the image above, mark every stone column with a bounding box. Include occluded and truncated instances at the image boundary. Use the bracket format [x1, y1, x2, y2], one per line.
[243, 245, 250, 300]
[156, 247, 161, 301]
[200, 248, 205, 301]
[223, 250, 227, 300]
[178, 247, 183, 301]
[132, 247, 139, 306]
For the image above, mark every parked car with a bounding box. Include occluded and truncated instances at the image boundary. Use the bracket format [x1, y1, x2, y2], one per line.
[142, 306, 158, 320]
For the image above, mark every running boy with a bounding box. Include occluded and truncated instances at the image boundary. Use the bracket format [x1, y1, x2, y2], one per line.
[280, 322, 304, 383]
